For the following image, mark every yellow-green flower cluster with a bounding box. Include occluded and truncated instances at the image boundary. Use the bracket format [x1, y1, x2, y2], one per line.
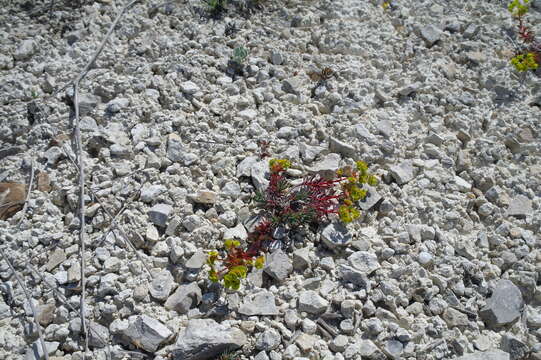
[338, 205, 360, 223]
[269, 158, 291, 172]
[511, 52, 539, 71]
[508, 0, 530, 17]
[337, 161, 378, 223]
[207, 239, 265, 290]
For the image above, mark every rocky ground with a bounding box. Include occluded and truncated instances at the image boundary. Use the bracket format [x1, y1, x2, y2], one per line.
[0, 0, 540, 359]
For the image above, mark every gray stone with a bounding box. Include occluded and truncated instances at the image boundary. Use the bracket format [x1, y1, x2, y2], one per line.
[358, 186, 382, 211]
[106, 98, 130, 113]
[149, 270, 175, 301]
[140, 185, 167, 203]
[282, 76, 303, 95]
[264, 250, 292, 281]
[256, 329, 281, 351]
[270, 52, 284, 65]
[299, 143, 325, 163]
[192, 190, 217, 205]
[358, 339, 379, 357]
[236, 156, 270, 192]
[501, 334, 529, 360]
[398, 82, 421, 96]
[383, 339, 404, 358]
[148, 203, 172, 227]
[98, 273, 118, 297]
[88, 321, 109, 348]
[354, 124, 376, 144]
[14, 39, 36, 60]
[180, 81, 200, 95]
[456, 351, 510, 360]
[165, 283, 202, 314]
[339, 264, 370, 288]
[420, 24, 442, 47]
[443, 307, 469, 327]
[25, 340, 59, 360]
[182, 215, 204, 232]
[348, 251, 380, 274]
[122, 315, 173, 352]
[185, 250, 207, 270]
[295, 333, 316, 352]
[480, 280, 523, 328]
[238, 290, 279, 316]
[45, 249, 66, 272]
[506, 195, 533, 218]
[418, 251, 433, 266]
[292, 247, 311, 270]
[389, 161, 415, 185]
[311, 153, 341, 175]
[223, 223, 248, 241]
[329, 137, 357, 158]
[167, 133, 184, 162]
[298, 290, 328, 314]
[36, 303, 56, 326]
[172, 319, 246, 359]
[321, 222, 352, 249]
[330, 335, 349, 353]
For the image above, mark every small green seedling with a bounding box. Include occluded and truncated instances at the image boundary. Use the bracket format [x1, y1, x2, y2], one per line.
[232, 46, 248, 64]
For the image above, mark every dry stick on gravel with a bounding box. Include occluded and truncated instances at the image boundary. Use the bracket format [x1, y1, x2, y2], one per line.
[17, 157, 35, 228]
[69, 1, 142, 358]
[0, 248, 49, 360]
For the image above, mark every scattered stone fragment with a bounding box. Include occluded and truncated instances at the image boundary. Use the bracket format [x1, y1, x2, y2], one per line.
[45, 249, 66, 272]
[390, 161, 416, 185]
[329, 137, 356, 158]
[192, 190, 217, 205]
[122, 315, 173, 352]
[14, 39, 36, 60]
[330, 335, 349, 353]
[223, 223, 248, 241]
[149, 270, 175, 301]
[255, 329, 281, 351]
[238, 291, 279, 316]
[295, 333, 316, 352]
[298, 290, 329, 314]
[383, 339, 404, 358]
[443, 307, 469, 327]
[357, 186, 382, 211]
[420, 25, 442, 47]
[264, 249, 292, 281]
[506, 195, 533, 218]
[456, 351, 510, 360]
[148, 203, 172, 227]
[165, 283, 202, 314]
[88, 321, 109, 348]
[501, 334, 529, 360]
[185, 250, 207, 270]
[173, 318, 246, 360]
[140, 185, 167, 203]
[348, 251, 380, 274]
[480, 280, 523, 328]
[25, 340, 58, 360]
[321, 222, 352, 249]
[292, 247, 311, 271]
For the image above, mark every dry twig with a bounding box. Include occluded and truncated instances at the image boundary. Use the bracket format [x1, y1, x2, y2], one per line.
[18, 157, 35, 228]
[69, 1, 142, 357]
[0, 248, 49, 360]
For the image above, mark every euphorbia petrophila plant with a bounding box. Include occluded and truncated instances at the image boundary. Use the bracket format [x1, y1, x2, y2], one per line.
[508, 0, 541, 71]
[207, 159, 378, 290]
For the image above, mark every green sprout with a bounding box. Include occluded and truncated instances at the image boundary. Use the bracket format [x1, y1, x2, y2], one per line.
[232, 46, 248, 65]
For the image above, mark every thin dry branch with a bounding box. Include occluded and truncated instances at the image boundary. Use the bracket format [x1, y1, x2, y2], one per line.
[69, 1, 142, 358]
[0, 248, 49, 360]
[18, 157, 35, 228]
